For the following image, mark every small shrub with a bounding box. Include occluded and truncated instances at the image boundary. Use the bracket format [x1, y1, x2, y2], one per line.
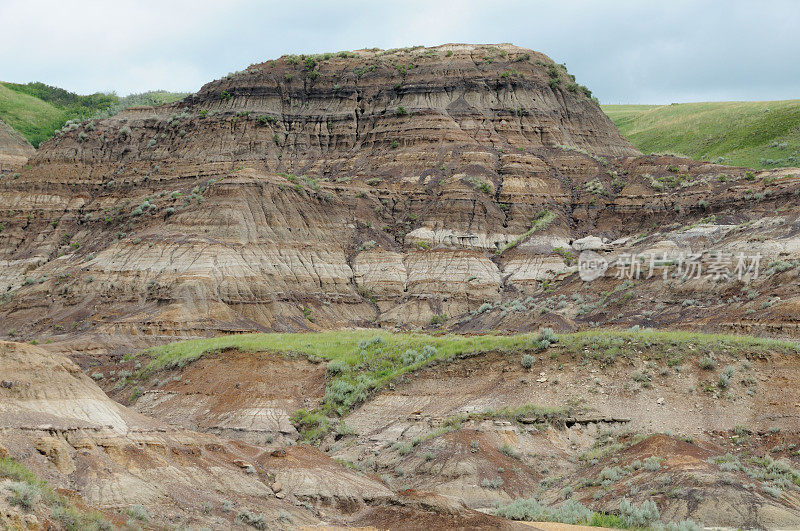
[699, 356, 717, 370]
[539, 328, 558, 343]
[357, 336, 385, 350]
[127, 504, 148, 521]
[521, 354, 535, 368]
[619, 498, 659, 528]
[476, 302, 493, 314]
[495, 498, 592, 524]
[643, 456, 662, 471]
[401, 349, 419, 365]
[327, 359, 349, 374]
[236, 509, 268, 529]
[481, 477, 504, 489]
[532, 327, 558, 350]
[7, 481, 40, 509]
[598, 466, 623, 483]
[422, 345, 438, 360]
[430, 313, 447, 326]
[499, 444, 520, 459]
[129, 386, 142, 402]
[357, 240, 376, 252]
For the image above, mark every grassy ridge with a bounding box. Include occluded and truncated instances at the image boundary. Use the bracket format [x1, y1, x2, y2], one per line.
[128, 328, 799, 443]
[602, 100, 800, 169]
[0, 81, 188, 147]
[134, 328, 800, 374]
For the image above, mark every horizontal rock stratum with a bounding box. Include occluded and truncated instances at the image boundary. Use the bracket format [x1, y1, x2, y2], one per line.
[1, 43, 799, 355]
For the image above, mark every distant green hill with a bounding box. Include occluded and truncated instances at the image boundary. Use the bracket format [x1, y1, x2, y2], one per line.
[602, 101, 800, 169]
[0, 82, 188, 148]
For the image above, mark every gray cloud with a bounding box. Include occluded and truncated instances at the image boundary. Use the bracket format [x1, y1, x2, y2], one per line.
[1, 0, 798, 103]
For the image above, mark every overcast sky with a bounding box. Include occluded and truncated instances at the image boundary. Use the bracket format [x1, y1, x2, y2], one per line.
[2, 0, 798, 104]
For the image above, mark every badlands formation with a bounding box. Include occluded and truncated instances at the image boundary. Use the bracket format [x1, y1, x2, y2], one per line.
[1, 43, 800, 529]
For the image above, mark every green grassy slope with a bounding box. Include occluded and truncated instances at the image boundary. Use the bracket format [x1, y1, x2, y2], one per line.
[0, 84, 68, 148]
[602, 101, 800, 169]
[0, 82, 188, 148]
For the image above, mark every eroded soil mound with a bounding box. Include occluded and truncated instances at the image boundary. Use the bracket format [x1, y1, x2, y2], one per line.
[0, 340, 521, 528]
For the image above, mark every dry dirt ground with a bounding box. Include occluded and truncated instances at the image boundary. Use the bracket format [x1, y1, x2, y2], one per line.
[0, 340, 527, 529]
[76, 334, 800, 529]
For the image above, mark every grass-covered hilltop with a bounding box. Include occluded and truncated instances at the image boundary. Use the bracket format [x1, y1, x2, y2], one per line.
[0, 81, 187, 147]
[603, 100, 800, 169]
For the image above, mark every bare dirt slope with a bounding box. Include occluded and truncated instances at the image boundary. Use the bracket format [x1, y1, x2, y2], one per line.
[0, 118, 34, 169]
[100, 332, 800, 529]
[0, 340, 526, 529]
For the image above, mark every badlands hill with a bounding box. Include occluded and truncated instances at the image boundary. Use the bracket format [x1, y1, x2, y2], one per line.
[2, 42, 800, 530]
[1, 43, 798, 359]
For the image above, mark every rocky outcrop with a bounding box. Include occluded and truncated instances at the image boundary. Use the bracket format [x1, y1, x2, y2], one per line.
[0, 44, 799, 355]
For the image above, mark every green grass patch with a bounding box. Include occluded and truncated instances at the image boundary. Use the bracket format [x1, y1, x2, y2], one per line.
[0, 83, 68, 147]
[0, 457, 111, 529]
[603, 100, 800, 169]
[560, 328, 800, 363]
[497, 209, 556, 254]
[130, 330, 543, 374]
[127, 328, 798, 442]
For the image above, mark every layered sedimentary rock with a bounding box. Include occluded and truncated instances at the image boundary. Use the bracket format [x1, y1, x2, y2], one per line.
[0, 43, 799, 354]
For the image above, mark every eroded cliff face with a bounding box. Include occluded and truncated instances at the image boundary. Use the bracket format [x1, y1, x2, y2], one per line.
[1, 43, 799, 354]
